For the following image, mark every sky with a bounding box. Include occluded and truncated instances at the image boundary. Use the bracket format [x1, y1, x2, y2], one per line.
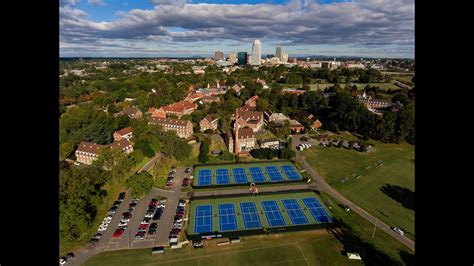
[59, 0, 414, 58]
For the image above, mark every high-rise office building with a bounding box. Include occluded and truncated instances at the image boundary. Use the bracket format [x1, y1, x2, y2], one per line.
[251, 39, 261, 65]
[281, 53, 288, 63]
[229, 52, 237, 64]
[215, 51, 224, 60]
[276, 47, 282, 61]
[237, 52, 247, 65]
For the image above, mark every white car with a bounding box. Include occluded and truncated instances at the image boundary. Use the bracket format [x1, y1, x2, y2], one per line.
[98, 226, 107, 232]
[174, 218, 183, 223]
[59, 257, 67, 265]
[178, 202, 186, 207]
[119, 222, 128, 227]
[158, 203, 166, 208]
[121, 218, 130, 223]
[159, 199, 167, 204]
[141, 219, 150, 225]
[392, 227, 405, 236]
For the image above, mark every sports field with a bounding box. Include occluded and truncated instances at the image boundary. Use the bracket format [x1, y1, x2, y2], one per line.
[302, 134, 415, 240]
[187, 191, 332, 235]
[193, 161, 304, 187]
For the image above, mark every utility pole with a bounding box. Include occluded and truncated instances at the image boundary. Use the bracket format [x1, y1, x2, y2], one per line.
[371, 218, 378, 239]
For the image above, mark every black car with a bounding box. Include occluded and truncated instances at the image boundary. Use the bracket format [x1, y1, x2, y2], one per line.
[110, 206, 118, 211]
[113, 200, 121, 206]
[118, 192, 126, 200]
[89, 238, 99, 245]
[149, 222, 158, 229]
[193, 240, 203, 248]
[185, 167, 191, 173]
[129, 202, 137, 208]
[153, 212, 162, 220]
[169, 233, 178, 238]
[66, 253, 75, 260]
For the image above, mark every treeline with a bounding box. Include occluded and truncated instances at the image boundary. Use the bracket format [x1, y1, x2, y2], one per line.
[250, 147, 295, 160]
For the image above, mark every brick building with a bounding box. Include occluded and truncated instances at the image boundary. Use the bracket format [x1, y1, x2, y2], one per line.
[149, 117, 194, 139]
[162, 101, 197, 118]
[113, 127, 133, 141]
[199, 115, 219, 132]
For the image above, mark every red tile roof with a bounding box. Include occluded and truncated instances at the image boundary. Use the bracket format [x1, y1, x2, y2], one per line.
[163, 101, 197, 113]
[115, 126, 132, 136]
[109, 138, 133, 151]
[149, 117, 191, 127]
[76, 141, 103, 155]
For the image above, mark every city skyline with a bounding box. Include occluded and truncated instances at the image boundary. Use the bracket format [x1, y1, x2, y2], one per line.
[60, 0, 414, 58]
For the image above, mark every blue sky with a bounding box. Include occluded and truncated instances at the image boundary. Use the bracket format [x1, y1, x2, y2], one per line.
[60, 0, 414, 58]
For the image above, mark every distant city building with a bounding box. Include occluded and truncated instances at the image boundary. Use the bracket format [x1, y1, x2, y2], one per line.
[215, 51, 224, 60]
[288, 58, 297, 64]
[345, 62, 365, 69]
[229, 52, 237, 64]
[251, 39, 262, 65]
[276, 47, 282, 61]
[281, 53, 288, 63]
[216, 60, 232, 67]
[269, 57, 280, 65]
[266, 54, 274, 59]
[238, 52, 248, 65]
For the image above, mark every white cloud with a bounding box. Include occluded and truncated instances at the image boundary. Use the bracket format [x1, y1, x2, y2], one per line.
[88, 0, 106, 6]
[60, 0, 414, 57]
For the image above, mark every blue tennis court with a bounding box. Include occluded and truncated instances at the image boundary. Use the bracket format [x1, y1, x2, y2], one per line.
[261, 200, 286, 227]
[281, 199, 309, 225]
[264, 166, 284, 182]
[232, 168, 248, 184]
[194, 205, 213, 233]
[249, 167, 266, 183]
[240, 202, 262, 229]
[281, 165, 302, 180]
[216, 168, 230, 185]
[302, 197, 332, 223]
[198, 169, 212, 186]
[218, 204, 238, 231]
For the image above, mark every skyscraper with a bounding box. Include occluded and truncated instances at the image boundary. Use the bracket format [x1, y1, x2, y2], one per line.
[215, 51, 224, 60]
[276, 47, 282, 61]
[229, 52, 237, 64]
[281, 53, 288, 63]
[251, 39, 261, 65]
[237, 52, 247, 65]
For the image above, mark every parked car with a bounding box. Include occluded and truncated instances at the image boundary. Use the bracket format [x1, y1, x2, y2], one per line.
[122, 212, 132, 219]
[185, 167, 191, 173]
[174, 218, 183, 223]
[65, 253, 75, 261]
[141, 218, 151, 225]
[59, 257, 67, 265]
[119, 221, 128, 227]
[118, 192, 126, 200]
[152, 246, 165, 254]
[193, 240, 203, 248]
[159, 199, 167, 204]
[392, 227, 405, 236]
[153, 212, 162, 220]
[135, 232, 145, 240]
[93, 233, 102, 239]
[178, 202, 186, 207]
[98, 226, 107, 232]
[113, 229, 124, 238]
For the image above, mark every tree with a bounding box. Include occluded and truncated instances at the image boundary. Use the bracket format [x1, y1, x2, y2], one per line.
[198, 137, 211, 163]
[278, 147, 295, 160]
[126, 172, 154, 198]
[360, 143, 367, 152]
[60, 142, 74, 161]
[256, 98, 270, 112]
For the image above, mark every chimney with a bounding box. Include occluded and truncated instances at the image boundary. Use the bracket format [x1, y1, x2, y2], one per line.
[234, 109, 239, 154]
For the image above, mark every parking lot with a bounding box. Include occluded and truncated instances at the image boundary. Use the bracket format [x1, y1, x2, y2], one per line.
[64, 166, 191, 265]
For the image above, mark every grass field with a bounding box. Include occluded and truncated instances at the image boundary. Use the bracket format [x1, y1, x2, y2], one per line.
[192, 161, 304, 187]
[302, 134, 415, 240]
[187, 191, 332, 235]
[83, 230, 363, 266]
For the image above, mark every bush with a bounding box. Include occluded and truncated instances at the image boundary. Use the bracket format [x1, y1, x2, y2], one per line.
[278, 148, 295, 160]
[338, 141, 344, 148]
[134, 141, 155, 158]
[218, 150, 235, 161]
[360, 143, 367, 152]
[250, 148, 278, 159]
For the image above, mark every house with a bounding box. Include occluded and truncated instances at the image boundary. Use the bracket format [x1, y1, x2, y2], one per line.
[294, 109, 323, 130]
[282, 88, 306, 95]
[258, 138, 280, 149]
[237, 110, 264, 132]
[109, 138, 134, 154]
[113, 127, 133, 141]
[149, 117, 194, 139]
[225, 127, 256, 153]
[162, 101, 197, 118]
[245, 95, 259, 108]
[200, 95, 221, 104]
[288, 119, 305, 133]
[147, 107, 166, 118]
[264, 111, 290, 123]
[184, 92, 203, 103]
[231, 84, 242, 95]
[200, 115, 219, 132]
[75, 141, 102, 165]
[115, 107, 143, 119]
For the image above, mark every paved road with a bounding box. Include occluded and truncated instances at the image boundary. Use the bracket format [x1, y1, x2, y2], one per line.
[138, 152, 163, 173]
[291, 135, 415, 252]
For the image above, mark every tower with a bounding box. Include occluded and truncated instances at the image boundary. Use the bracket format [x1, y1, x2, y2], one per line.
[251, 39, 261, 65]
[234, 109, 239, 154]
[276, 47, 282, 61]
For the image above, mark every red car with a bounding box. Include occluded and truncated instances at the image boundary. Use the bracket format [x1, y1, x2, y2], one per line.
[113, 229, 124, 238]
[139, 224, 149, 229]
[176, 211, 185, 215]
[149, 201, 158, 206]
[175, 213, 184, 217]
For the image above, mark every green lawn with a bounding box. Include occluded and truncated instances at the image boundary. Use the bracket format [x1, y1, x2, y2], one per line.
[302, 137, 415, 240]
[193, 161, 304, 187]
[83, 231, 363, 266]
[188, 191, 332, 235]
